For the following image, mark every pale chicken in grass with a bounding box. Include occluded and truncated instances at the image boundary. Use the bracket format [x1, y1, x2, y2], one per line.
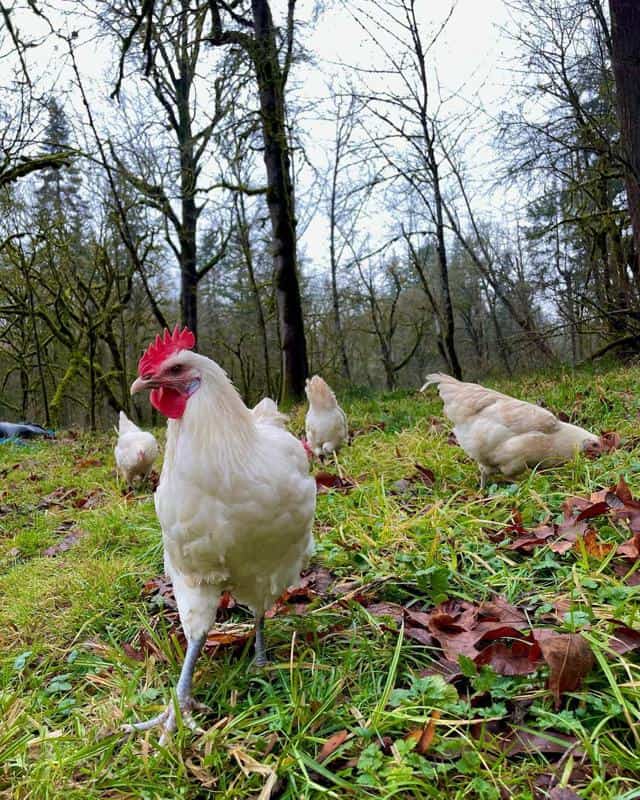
[422, 373, 601, 488]
[114, 411, 158, 486]
[305, 375, 348, 458]
[126, 327, 316, 743]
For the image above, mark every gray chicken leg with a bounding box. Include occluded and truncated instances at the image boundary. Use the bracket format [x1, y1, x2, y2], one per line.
[123, 633, 206, 744]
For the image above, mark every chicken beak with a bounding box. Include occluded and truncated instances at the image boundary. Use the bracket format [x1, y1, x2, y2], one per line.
[130, 376, 155, 395]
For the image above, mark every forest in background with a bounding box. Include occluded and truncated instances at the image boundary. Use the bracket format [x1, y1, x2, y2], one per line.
[1, 0, 639, 429]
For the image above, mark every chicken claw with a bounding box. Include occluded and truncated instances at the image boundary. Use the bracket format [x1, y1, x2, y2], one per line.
[122, 696, 204, 745]
[124, 634, 206, 744]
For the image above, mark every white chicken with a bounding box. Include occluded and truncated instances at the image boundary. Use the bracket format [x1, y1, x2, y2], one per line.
[114, 411, 158, 486]
[305, 375, 348, 458]
[422, 373, 600, 488]
[127, 327, 316, 742]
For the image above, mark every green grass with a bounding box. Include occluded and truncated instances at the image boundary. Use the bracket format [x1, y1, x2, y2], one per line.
[2, 365, 640, 798]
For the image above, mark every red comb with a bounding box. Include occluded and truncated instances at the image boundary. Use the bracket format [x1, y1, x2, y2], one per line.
[138, 325, 196, 375]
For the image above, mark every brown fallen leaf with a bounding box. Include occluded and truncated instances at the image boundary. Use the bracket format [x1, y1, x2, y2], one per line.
[315, 472, 356, 493]
[204, 625, 253, 649]
[548, 789, 582, 800]
[475, 639, 541, 676]
[406, 710, 441, 755]
[43, 527, 87, 557]
[608, 624, 640, 655]
[317, 729, 349, 763]
[502, 729, 583, 757]
[76, 457, 103, 468]
[365, 601, 406, 625]
[73, 489, 106, 509]
[576, 529, 612, 558]
[617, 532, 640, 560]
[38, 487, 79, 510]
[597, 430, 621, 454]
[536, 631, 594, 709]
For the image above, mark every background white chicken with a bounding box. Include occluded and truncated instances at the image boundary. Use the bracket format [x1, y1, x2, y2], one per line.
[305, 375, 348, 458]
[127, 327, 316, 742]
[114, 411, 158, 486]
[423, 373, 600, 487]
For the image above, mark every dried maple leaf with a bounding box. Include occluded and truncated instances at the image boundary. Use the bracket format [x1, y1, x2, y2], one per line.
[535, 631, 594, 709]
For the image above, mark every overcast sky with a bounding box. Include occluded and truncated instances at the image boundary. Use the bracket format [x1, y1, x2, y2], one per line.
[10, 0, 520, 275]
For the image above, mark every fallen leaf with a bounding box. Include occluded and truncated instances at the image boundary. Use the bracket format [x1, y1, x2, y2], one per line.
[73, 489, 106, 509]
[617, 532, 640, 560]
[574, 501, 610, 521]
[38, 487, 79, 510]
[536, 631, 594, 709]
[598, 430, 621, 454]
[576, 529, 612, 558]
[502, 729, 582, 757]
[549, 789, 582, 800]
[608, 625, 640, 655]
[43, 527, 87, 557]
[475, 639, 541, 676]
[205, 626, 253, 649]
[366, 601, 406, 625]
[317, 729, 349, 763]
[414, 463, 435, 487]
[315, 472, 356, 493]
[406, 710, 441, 754]
[76, 457, 103, 468]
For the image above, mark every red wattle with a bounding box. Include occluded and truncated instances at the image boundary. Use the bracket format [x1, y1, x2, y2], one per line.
[150, 387, 187, 419]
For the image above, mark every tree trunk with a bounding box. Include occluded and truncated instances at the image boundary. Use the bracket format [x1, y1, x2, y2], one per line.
[251, 0, 308, 404]
[235, 193, 273, 395]
[329, 143, 351, 382]
[609, 0, 640, 278]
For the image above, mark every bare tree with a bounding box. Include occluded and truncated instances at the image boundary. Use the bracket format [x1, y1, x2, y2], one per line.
[351, 0, 463, 378]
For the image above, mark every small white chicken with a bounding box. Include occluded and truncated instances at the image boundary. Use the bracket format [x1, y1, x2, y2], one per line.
[114, 411, 158, 486]
[126, 327, 316, 742]
[422, 373, 601, 488]
[305, 375, 348, 458]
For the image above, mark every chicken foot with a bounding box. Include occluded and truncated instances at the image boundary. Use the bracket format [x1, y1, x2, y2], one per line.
[123, 633, 206, 744]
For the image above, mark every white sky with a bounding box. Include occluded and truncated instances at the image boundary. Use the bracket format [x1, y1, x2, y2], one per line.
[8, 0, 520, 276]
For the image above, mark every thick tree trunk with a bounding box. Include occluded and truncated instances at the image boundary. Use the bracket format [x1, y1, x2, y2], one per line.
[609, 0, 640, 278]
[251, 0, 308, 404]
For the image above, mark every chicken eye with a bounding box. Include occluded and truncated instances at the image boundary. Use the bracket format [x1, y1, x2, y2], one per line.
[169, 365, 183, 375]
